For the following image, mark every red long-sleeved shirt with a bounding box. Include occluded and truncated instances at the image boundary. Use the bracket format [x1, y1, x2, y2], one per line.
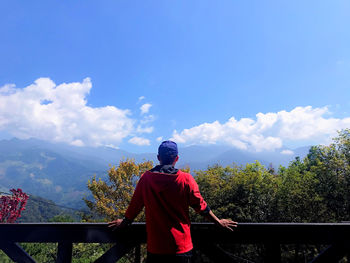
[125, 169, 208, 254]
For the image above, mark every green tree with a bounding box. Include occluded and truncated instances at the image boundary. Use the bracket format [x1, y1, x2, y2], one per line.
[84, 159, 153, 221]
[49, 214, 75, 222]
[301, 129, 350, 221]
[276, 159, 325, 222]
[194, 161, 279, 222]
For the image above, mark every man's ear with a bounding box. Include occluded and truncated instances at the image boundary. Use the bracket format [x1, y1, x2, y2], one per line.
[174, 155, 179, 164]
[157, 155, 161, 163]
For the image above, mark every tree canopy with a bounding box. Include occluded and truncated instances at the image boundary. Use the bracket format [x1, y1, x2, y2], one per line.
[84, 158, 153, 221]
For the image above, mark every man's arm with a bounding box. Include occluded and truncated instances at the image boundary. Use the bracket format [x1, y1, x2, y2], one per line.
[204, 210, 238, 232]
[187, 174, 237, 231]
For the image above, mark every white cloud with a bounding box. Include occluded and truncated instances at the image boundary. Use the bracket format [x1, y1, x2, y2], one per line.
[281, 150, 294, 155]
[128, 136, 150, 146]
[71, 139, 85, 147]
[156, 136, 163, 142]
[171, 106, 350, 152]
[136, 126, 154, 134]
[36, 178, 53, 185]
[0, 84, 16, 95]
[140, 103, 152, 115]
[137, 114, 155, 134]
[0, 78, 138, 148]
[140, 114, 155, 124]
[276, 106, 349, 140]
[138, 96, 145, 101]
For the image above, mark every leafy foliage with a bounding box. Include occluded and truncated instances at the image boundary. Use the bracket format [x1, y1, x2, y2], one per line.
[0, 188, 28, 223]
[84, 159, 153, 221]
[194, 162, 280, 222]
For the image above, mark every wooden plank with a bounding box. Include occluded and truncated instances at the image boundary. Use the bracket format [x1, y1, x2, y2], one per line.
[1, 223, 350, 259]
[1, 222, 350, 244]
[192, 223, 350, 245]
[0, 223, 146, 243]
[56, 242, 72, 263]
[0, 242, 37, 263]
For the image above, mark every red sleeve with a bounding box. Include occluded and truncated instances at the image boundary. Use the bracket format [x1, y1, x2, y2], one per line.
[125, 175, 145, 221]
[187, 173, 208, 214]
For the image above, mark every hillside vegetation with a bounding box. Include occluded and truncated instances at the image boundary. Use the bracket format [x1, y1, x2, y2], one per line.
[18, 194, 81, 222]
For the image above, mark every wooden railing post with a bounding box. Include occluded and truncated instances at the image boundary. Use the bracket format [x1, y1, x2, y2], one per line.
[57, 241, 72, 263]
[264, 243, 281, 263]
[134, 244, 141, 263]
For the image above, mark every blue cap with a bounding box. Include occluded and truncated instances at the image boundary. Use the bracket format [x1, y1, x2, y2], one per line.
[158, 140, 178, 164]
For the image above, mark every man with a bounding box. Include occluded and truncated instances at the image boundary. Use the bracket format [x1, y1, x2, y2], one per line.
[108, 140, 237, 263]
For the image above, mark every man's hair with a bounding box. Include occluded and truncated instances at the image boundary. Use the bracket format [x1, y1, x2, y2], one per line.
[158, 140, 178, 165]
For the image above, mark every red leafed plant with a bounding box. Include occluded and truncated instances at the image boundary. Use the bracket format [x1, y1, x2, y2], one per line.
[0, 188, 29, 223]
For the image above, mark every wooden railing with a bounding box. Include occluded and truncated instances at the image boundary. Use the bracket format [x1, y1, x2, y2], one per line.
[1, 222, 350, 262]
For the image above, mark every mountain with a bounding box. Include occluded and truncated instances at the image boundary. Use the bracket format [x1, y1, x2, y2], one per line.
[0, 138, 107, 208]
[18, 194, 81, 222]
[0, 138, 310, 208]
[177, 145, 310, 170]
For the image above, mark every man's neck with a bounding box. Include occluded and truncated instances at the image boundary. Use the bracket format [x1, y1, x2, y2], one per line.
[151, 164, 178, 174]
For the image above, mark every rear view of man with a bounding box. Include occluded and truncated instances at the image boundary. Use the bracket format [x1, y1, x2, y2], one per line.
[109, 140, 237, 263]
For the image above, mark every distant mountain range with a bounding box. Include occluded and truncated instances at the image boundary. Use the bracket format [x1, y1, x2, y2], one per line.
[0, 138, 310, 209]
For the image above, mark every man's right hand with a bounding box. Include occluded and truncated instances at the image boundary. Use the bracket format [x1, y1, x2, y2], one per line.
[217, 219, 238, 232]
[205, 210, 238, 231]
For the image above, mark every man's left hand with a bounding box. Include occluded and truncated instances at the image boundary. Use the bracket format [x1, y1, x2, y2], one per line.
[108, 219, 125, 231]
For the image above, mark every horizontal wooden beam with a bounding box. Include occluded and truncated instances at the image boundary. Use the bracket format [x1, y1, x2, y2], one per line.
[1, 223, 350, 245]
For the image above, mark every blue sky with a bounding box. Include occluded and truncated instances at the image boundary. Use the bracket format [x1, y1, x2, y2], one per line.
[1, 0, 350, 153]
